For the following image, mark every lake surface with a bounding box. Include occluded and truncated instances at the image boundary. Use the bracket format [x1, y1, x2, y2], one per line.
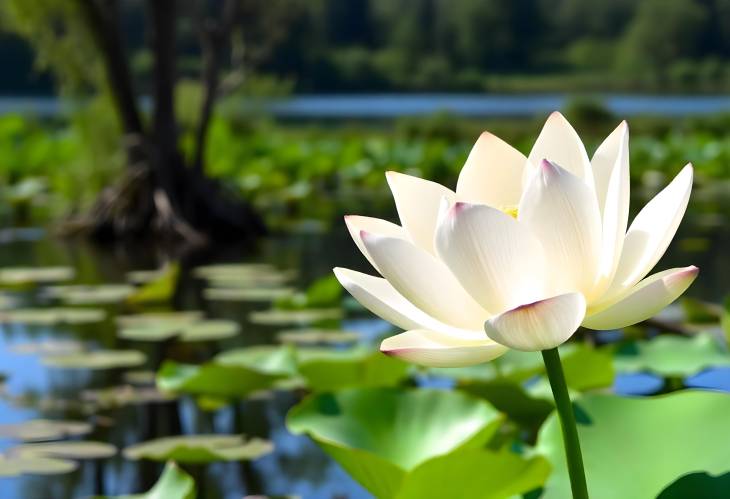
[4, 94, 730, 119]
[0, 188, 728, 497]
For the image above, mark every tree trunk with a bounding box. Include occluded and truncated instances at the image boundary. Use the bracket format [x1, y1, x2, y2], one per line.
[64, 0, 266, 245]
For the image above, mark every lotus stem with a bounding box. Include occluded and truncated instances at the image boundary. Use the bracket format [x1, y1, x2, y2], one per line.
[541, 347, 589, 499]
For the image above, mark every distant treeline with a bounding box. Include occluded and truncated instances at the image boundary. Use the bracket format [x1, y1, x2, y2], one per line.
[4, 0, 730, 94]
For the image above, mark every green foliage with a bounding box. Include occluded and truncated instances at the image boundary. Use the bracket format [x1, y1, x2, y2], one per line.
[614, 333, 730, 378]
[287, 387, 518, 498]
[123, 435, 272, 463]
[91, 462, 196, 499]
[537, 391, 730, 498]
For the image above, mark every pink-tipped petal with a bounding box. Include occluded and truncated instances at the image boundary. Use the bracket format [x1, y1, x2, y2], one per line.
[484, 293, 587, 351]
[435, 201, 547, 314]
[607, 165, 693, 295]
[385, 171, 455, 253]
[380, 329, 507, 368]
[527, 112, 593, 186]
[456, 131, 526, 208]
[344, 215, 406, 272]
[583, 266, 699, 330]
[360, 233, 488, 330]
[519, 161, 602, 297]
[593, 122, 631, 295]
[333, 267, 484, 338]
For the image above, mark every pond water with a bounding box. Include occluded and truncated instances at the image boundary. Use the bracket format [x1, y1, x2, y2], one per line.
[0, 189, 728, 497]
[4, 94, 730, 119]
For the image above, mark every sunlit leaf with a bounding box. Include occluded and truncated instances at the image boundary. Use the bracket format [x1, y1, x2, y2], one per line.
[43, 350, 146, 369]
[249, 308, 342, 326]
[287, 387, 506, 498]
[295, 346, 408, 391]
[123, 435, 272, 463]
[203, 287, 294, 302]
[537, 391, 730, 498]
[91, 461, 195, 499]
[277, 328, 359, 345]
[0, 307, 106, 325]
[614, 333, 730, 377]
[45, 284, 135, 304]
[0, 266, 74, 285]
[127, 264, 179, 305]
[0, 420, 91, 442]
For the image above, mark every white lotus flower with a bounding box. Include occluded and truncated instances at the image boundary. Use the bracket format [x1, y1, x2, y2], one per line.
[334, 112, 698, 367]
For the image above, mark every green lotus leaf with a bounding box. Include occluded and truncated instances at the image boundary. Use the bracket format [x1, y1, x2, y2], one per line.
[91, 461, 195, 499]
[295, 346, 408, 391]
[82, 385, 175, 409]
[45, 284, 135, 304]
[249, 308, 342, 326]
[192, 263, 280, 279]
[214, 345, 298, 375]
[43, 350, 146, 369]
[0, 419, 91, 441]
[157, 362, 270, 398]
[287, 387, 506, 498]
[119, 319, 240, 342]
[657, 471, 730, 499]
[203, 286, 294, 302]
[277, 328, 359, 345]
[537, 391, 730, 498]
[9, 339, 85, 355]
[436, 344, 613, 391]
[0, 266, 74, 285]
[123, 434, 273, 463]
[615, 333, 730, 377]
[116, 311, 203, 328]
[13, 441, 116, 460]
[680, 297, 722, 323]
[0, 453, 77, 476]
[178, 320, 240, 342]
[459, 379, 555, 430]
[397, 448, 550, 499]
[0, 307, 106, 325]
[126, 264, 179, 305]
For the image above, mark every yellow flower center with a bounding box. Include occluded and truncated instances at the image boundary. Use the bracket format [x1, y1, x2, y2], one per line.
[500, 205, 519, 219]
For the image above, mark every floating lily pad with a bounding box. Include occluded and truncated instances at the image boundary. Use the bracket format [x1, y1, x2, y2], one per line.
[9, 339, 85, 356]
[214, 345, 298, 375]
[12, 441, 116, 460]
[249, 308, 342, 326]
[123, 434, 272, 463]
[157, 362, 287, 399]
[295, 346, 408, 391]
[287, 387, 518, 498]
[82, 385, 175, 409]
[116, 311, 203, 328]
[92, 461, 195, 499]
[119, 319, 241, 342]
[194, 264, 296, 288]
[126, 268, 170, 285]
[43, 350, 146, 369]
[615, 333, 730, 378]
[0, 307, 106, 325]
[193, 263, 279, 279]
[658, 471, 730, 499]
[45, 284, 135, 304]
[0, 267, 74, 285]
[179, 320, 240, 342]
[0, 293, 16, 310]
[537, 391, 730, 498]
[277, 328, 359, 345]
[0, 453, 77, 476]
[203, 287, 294, 302]
[0, 420, 91, 441]
[123, 370, 157, 385]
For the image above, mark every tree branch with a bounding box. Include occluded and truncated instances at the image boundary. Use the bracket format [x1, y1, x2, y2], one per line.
[192, 0, 238, 173]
